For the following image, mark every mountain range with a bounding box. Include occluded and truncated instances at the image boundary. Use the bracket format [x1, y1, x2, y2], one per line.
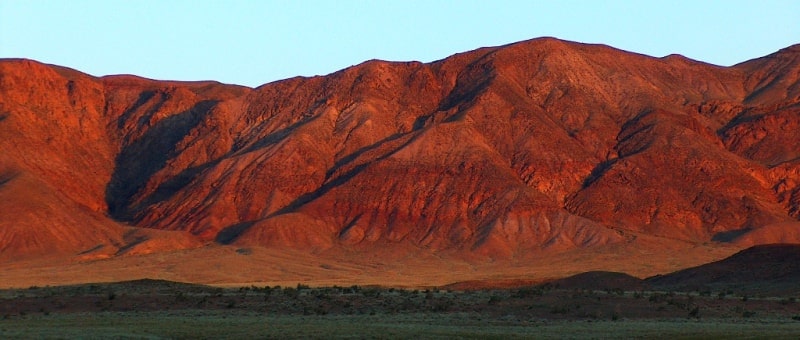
[1, 37, 798, 286]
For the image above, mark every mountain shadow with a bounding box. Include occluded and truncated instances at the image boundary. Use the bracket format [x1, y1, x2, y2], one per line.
[105, 100, 217, 221]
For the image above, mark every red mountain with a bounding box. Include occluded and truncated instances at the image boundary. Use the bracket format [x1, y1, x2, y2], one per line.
[1, 38, 799, 266]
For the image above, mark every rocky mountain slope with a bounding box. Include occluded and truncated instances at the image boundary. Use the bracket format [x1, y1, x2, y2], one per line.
[1, 38, 799, 261]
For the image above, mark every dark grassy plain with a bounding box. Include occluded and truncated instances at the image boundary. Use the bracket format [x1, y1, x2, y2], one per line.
[1, 279, 799, 338]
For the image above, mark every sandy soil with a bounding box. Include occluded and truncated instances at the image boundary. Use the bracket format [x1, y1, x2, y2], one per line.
[0, 234, 741, 289]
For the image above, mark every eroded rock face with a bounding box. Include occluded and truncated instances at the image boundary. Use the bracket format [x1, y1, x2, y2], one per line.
[1, 38, 799, 259]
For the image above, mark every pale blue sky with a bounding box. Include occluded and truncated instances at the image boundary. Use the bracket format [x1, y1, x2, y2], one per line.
[1, 0, 798, 87]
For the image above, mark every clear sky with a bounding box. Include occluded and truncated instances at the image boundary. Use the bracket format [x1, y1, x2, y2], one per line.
[1, 0, 798, 87]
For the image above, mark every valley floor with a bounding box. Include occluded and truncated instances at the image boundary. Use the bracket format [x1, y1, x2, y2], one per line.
[4, 311, 800, 339]
[1, 280, 799, 339]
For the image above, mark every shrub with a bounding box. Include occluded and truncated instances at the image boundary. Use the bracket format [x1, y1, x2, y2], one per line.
[282, 287, 298, 298]
[514, 287, 544, 298]
[688, 306, 700, 319]
[174, 291, 187, 302]
[649, 293, 667, 303]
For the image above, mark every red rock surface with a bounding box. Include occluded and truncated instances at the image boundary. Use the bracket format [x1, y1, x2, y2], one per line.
[1, 38, 799, 262]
